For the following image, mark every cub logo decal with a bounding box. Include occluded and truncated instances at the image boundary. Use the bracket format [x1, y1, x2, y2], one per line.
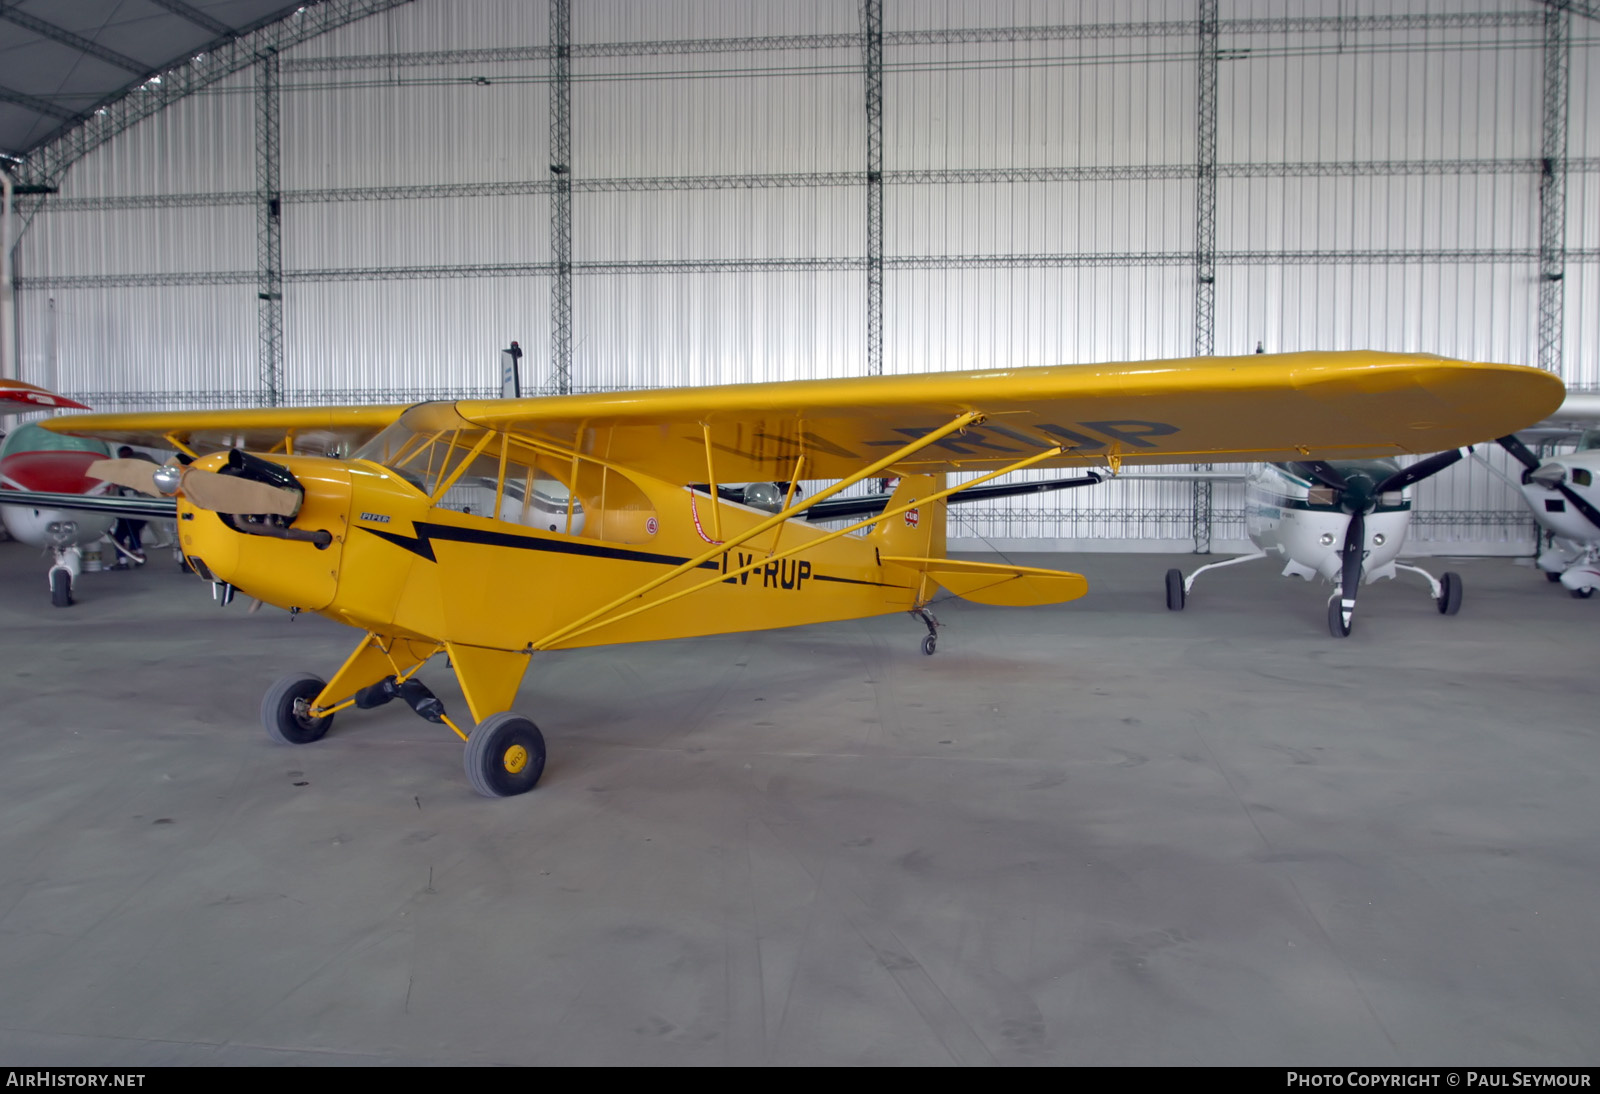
[904, 508, 920, 528]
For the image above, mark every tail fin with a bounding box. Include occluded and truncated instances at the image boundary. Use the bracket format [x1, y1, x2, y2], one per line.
[870, 473, 946, 560]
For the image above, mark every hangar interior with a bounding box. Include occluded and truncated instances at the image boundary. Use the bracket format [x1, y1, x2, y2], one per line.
[5, 0, 1597, 551]
[0, 0, 1598, 1069]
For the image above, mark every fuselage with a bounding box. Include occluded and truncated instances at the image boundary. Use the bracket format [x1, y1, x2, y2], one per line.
[1244, 461, 1412, 581]
[0, 422, 114, 549]
[177, 448, 928, 653]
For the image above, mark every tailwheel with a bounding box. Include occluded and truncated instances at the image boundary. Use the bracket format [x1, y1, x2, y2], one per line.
[1327, 596, 1351, 638]
[262, 673, 333, 745]
[1437, 571, 1463, 615]
[1165, 568, 1185, 610]
[465, 712, 546, 798]
[911, 606, 940, 655]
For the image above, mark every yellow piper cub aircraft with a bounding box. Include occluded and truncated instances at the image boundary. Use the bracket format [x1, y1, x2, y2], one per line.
[47, 351, 1561, 797]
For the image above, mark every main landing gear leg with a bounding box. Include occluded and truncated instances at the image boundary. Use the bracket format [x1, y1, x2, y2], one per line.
[1392, 562, 1463, 616]
[912, 607, 940, 655]
[1164, 549, 1269, 611]
[259, 634, 546, 799]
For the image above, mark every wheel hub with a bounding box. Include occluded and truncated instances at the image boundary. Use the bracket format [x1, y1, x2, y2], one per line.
[502, 744, 529, 774]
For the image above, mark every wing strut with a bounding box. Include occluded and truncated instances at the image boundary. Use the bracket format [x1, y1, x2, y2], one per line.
[539, 437, 1067, 651]
[701, 423, 724, 543]
[533, 411, 983, 650]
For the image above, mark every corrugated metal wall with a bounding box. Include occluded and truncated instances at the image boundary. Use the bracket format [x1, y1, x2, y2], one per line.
[11, 0, 1598, 551]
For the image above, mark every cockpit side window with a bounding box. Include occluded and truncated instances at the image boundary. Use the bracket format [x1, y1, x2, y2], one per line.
[353, 408, 596, 534]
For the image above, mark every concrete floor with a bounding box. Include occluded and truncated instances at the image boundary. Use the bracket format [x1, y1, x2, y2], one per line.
[0, 538, 1595, 1066]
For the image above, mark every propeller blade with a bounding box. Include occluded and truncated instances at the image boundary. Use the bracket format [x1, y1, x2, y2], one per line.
[1376, 448, 1465, 494]
[1295, 460, 1347, 491]
[87, 458, 163, 496]
[1556, 482, 1600, 531]
[180, 468, 302, 516]
[1338, 508, 1365, 619]
[1496, 434, 1543, 473]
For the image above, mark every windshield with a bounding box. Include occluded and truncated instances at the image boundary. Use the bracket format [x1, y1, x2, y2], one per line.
[353, 403, 584, 528]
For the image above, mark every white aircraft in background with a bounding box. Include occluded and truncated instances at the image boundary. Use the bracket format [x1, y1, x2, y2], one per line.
[1477, 394, 1600, 598]
[0, 379, 171, 606]
[1153, 449, 1471, 637]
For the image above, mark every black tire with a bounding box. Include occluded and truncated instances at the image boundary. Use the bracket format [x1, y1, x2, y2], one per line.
[1438, 571, 1463, 615]
[1165, 568, 1186, 611]
[49, 568, 72, 608]
[921, 634, 937, 656]
[1546, 570, 1563, 583]
[464, 713, 546, 798]
[1572, 586, 1594, 600]
[261, 673, 333, 745]
[1327, 597, 1351, 638]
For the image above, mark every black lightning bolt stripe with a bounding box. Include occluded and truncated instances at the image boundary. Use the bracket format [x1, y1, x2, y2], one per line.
[359, 521, 911, 590]
[362, 521, 722, 569]
[810, 573, 910, 589]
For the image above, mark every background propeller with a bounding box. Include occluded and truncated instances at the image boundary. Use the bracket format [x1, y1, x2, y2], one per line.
[1495, 434, 1600, 530]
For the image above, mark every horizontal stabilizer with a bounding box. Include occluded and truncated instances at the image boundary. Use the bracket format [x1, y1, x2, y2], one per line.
[882, 555, 1088, 607]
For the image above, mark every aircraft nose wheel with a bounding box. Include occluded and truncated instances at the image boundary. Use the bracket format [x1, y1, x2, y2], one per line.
[262, 673, 333, 744]
[1327, 597, 1352, 638]
[465, 712, 547, 798]
[49, 568, 73, 608]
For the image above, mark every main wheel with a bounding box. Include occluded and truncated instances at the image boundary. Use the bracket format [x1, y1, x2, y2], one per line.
[49, 568, 72, 608]
[1437, 571, 1464, 615]
[1571, 586, 1594, 600]
[1165, 568, 1186, 611]
[1546, 570, 1563, 583]
[262, 673, 333, 745]
[464, 712, 546, 798]
[1327, 597, 1351, 638]
[921, 634, 937, 656]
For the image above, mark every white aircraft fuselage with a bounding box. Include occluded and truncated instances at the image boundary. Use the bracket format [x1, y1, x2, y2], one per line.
[1244, 461, 1412, 583]
[1513, 447, 1600, 594]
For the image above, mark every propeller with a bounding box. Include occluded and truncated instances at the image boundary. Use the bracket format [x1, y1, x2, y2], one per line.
[1495, 435, 1600, 530]
[88, 451, 302, 517]
[1294, 450, 1468, 637]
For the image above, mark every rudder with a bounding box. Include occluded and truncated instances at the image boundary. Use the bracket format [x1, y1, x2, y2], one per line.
[870, 473, 946, 560]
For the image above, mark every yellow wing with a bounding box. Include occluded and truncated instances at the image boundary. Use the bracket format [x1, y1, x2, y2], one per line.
[454, 350, 1563, 480]
[39, 351, 1562, 480]
[38, 404, 406, 457]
